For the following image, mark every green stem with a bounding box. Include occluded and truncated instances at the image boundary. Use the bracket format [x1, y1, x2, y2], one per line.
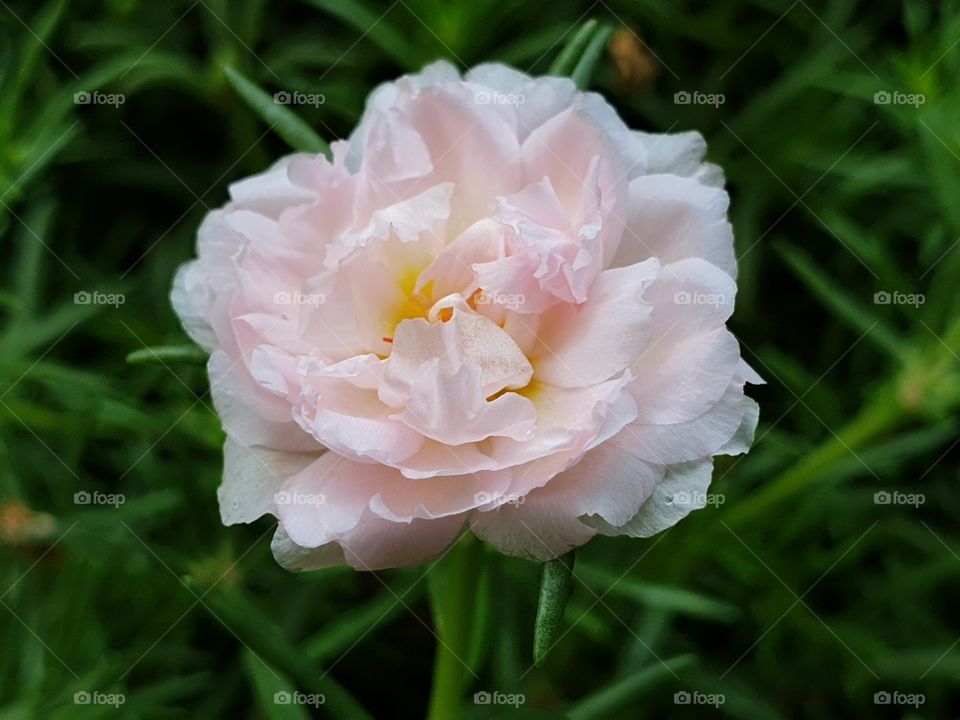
[426, 534, 483, 720]
[722, 385, 904, 528]
[723, 315, 960, 529]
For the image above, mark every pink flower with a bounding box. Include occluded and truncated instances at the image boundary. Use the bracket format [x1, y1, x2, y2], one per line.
[172, 62, 760, 570]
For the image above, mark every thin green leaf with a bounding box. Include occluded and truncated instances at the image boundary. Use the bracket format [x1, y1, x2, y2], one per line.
[497, 22, 583, 67]
[821, 419, 958, 483]
[756, 347, 845, 437]
[576, 564, 740, 622]
[301, 0, 422, 70]
[13, 199, 56, 318]
[570, 25, 614, 89]
[533, 550, 574, 666]
[192, 581, 373, 720]
[7, 0, 69, 130]
[567, 655, 696, 720]
[1, 125, 80, 206]
[548, 19, 598, 76]
[115, 673, 211, 715]
[224, 66, 329, 156]
[126, 344, 208, 366]
[243, 652, 312, 720]
[3, 301, 100, 359]
[776, 241, 906, 360]
[304, 578, 425, 663]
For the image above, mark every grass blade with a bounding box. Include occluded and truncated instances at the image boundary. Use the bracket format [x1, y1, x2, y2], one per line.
[243, 651, 312, 720]
[776, 241, 906, 360]
[548, 19, 598, 76]
[576, 564, 740, 622]
[304, 578, 424, 663]
[192, 581, 373, 720]
[126, 344, 208, 366]
[224, 66, 329, 156]
[570, 25, 614, 89]
[301, 0, 422, 70]
[567, 655, 696, 719]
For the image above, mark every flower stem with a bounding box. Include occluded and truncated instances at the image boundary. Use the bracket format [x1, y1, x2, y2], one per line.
[426, 534, 483, 720]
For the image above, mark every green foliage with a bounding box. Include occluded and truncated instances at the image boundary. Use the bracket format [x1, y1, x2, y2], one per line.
[548, 19, 599, 77]
[1, 0, 959, 718]
[570, 25, 614, 90]
[224, 66, 330, 156]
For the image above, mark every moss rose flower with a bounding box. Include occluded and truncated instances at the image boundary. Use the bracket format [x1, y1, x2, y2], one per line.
[172, 62, 760, 570]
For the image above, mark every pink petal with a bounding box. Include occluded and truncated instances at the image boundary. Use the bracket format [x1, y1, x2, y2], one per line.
[395, 360, 536, 445]
[382, 302, 532, 405]
[530, 260, 659, 387]
[615, 174, 736, 278]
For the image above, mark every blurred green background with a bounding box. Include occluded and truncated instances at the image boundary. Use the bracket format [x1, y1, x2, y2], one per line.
[1, 0, 959, 717]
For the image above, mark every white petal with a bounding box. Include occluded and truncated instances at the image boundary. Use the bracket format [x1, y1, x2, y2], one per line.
[616, 174, 736, 278]
[219, 439, 318, 525]
[208, 350, 319, 452]
[171, 261, 217, 351]
[633, 130, 724, 187]
[623, 381, 753, 465]
[470, 435, 662, 561]
[228, 155, 318, 216]
[587, 458, 714, 538]
[338, 512, 464, 571]
[271, 526, 345, 572]
[717, 396, 759, 456]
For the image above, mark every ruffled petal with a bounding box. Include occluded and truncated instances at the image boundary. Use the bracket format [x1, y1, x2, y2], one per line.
[530, 260, 659, 387]
[395, 360, 536, 445]
[470, 440, 662, 561]
[382, 301, 532, 405]
[586, 459, 714, 538]
[616, 174, 736, 278]
[219, 439, 318, 525]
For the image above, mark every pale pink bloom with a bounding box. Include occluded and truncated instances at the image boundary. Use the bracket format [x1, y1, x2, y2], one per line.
[172, 62, 760, 570]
